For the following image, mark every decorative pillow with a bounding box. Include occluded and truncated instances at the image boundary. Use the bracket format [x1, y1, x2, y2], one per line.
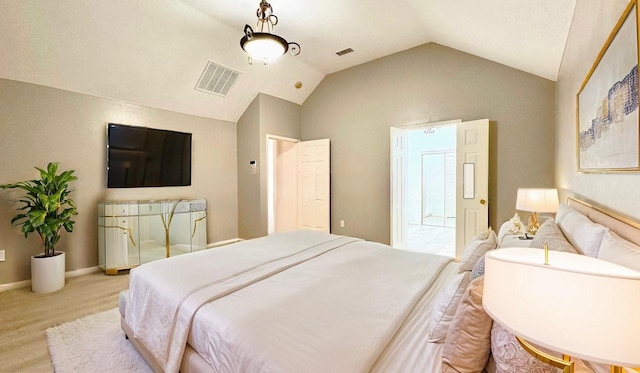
[597, 230, 640, 272]
[555, 205, 607, 257]
[530, 219, 579, 254]
[458, 229, 497, 273]
[470, 255, 486, 281]
[442, 277, 492, 373]
[491, 322, 559, 373]
[427, 271, 471, 343]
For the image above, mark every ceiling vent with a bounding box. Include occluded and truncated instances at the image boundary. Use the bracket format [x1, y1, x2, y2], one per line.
[336, 48, 354, 56]
[195, 61, 240, 97]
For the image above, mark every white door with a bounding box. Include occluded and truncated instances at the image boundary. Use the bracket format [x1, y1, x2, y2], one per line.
[455, 119, 490, 258]
[297, 139, 331, 232]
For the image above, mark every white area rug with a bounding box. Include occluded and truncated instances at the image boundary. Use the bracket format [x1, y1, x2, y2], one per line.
[46, 308, 152, 373]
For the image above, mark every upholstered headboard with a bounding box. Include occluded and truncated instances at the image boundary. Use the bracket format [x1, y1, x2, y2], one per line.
[567, 197, 640, 246]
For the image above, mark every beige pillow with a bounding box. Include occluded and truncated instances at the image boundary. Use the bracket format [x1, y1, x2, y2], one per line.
[442, 276, 492, 373]
[458, 229, 497, 272]
[491, 322, 560, 373]
[531, 219, 579, 254]
[427, 271, 471, 342]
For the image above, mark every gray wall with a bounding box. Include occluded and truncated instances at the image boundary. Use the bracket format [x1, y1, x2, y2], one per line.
[0, 78, 238, 285]
[555, 0, 640, 220]
[237, 93, 301, 239]
[237, 96, 261, 239]
[301, 43, 556, 244]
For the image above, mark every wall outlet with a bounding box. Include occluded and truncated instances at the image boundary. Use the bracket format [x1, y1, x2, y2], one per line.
[340, 220, 345, 228]
[0, 250, 5, 262]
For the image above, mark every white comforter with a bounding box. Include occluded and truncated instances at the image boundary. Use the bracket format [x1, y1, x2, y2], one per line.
[125, 231, 453, 373]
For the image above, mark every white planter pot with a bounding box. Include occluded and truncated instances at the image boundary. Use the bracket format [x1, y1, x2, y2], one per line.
[31, 251, 65, 293]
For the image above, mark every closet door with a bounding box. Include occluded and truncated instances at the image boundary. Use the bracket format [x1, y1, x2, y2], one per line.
[297, 139, 330, 232]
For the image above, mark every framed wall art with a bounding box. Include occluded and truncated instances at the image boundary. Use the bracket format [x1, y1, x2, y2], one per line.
[577, 0, 640, 172]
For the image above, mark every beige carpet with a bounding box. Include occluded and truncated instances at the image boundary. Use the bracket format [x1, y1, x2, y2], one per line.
[46, 308, 151, 373]
[0, 271, 130, 372]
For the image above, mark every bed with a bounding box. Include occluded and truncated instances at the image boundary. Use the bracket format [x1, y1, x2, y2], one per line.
[119, 197, 640, 373]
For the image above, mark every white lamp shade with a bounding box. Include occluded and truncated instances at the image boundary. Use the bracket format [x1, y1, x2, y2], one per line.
[516, 188, 559, 213]
[243, 36, 286, 62]
[483, 248, 640, 366]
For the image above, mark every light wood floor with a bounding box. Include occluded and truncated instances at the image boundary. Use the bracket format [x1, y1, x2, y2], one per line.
[406, 224, 456, 257]
[0, 271, 130, 372]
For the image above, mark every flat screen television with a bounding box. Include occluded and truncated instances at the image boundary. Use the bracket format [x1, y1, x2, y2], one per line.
[107, 123, 192, 188]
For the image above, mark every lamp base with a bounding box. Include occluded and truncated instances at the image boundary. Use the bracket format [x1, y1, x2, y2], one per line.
[527, 212, 540, 235]
[516, 336, 574, 373]
[517, 336, 631, 373]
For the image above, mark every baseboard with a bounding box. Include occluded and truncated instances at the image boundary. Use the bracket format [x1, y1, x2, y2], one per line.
[207, 238, 243, 248]
[65, 265, 101, 278]
[0, 279, 31, 292]
[0, 265, 101, 293]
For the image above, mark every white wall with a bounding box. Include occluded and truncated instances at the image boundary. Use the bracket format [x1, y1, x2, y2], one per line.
[556, 0, 640, 219]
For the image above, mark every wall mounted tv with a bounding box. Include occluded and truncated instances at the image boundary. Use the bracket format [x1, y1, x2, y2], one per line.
[107, 123, 192, 188]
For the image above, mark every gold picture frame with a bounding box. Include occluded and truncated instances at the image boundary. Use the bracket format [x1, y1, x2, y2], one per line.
[576, 0, 640, 172]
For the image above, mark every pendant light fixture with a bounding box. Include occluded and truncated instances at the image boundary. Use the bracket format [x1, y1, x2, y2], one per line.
[240, 0, 300, 64]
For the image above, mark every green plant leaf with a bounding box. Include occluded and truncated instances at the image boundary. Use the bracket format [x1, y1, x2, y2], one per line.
[28, 210, 46, 227]
[1, 162, 78, 255]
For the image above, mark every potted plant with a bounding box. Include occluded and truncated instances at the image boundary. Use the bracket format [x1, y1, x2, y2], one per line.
[0, 162, 78, 293]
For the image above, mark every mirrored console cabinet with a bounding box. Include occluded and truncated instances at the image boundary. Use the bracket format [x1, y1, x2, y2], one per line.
[98, 199, 207, 274]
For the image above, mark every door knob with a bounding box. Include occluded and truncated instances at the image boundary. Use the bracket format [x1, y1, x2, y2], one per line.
[480, 199, 487, 205]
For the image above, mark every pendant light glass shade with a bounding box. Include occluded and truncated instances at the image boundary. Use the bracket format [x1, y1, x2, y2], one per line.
[241, 32, 287, 63]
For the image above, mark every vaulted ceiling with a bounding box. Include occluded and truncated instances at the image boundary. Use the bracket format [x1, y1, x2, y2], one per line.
[0, 0, 576, 123]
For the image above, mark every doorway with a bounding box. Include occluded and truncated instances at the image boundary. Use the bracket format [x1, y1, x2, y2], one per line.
[405, 124, 457, 256]
[391, 119, 490, 258]
[266, 136, 331, 235]
[267, 136, 299, 235]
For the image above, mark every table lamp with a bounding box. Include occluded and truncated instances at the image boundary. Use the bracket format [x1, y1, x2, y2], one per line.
[516, 188, 559, 236]
[483, 247, 640, 373]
